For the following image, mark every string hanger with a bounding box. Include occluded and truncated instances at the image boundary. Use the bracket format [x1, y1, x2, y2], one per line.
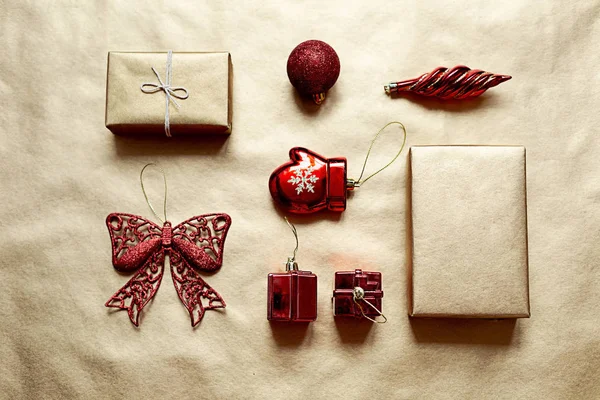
[353, 286, 387, 324]
[347, 121, 407, 189]
[140, 163, 168, 224]
[140, 50, 189, 137]
[284, 217, 299, 271]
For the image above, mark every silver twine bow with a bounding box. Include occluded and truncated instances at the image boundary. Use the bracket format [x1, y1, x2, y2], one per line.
[140, 50, 189, 137]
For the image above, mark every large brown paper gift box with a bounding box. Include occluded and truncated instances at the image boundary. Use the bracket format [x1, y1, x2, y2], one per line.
[105, 52, 232, 136]
[409, 146, 530, 318]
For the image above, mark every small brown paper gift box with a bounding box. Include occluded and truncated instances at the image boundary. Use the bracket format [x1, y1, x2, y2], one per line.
[409, 146, 530, 319]
[105, 51, 232, 136]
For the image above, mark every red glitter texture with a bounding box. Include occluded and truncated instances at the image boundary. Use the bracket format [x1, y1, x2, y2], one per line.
[105, 212, 231, 327]
[287, 40, 340, 101]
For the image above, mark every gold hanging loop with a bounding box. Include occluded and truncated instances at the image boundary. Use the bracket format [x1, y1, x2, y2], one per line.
[351, 121, 408, 188]
[140, 163, 168, 223]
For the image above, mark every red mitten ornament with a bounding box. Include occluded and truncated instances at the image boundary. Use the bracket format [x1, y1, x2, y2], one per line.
[105, 164, 232, 327]
[385, 65, 511, 100]
[269, 122, 407, 214]
[269, 147, 348, 214]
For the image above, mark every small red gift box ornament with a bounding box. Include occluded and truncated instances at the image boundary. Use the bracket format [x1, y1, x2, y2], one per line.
[267, 218, 317, 322]
[333, 269, 386, 323]
[268, 122, 408, 214]
[268, 267, 318, 322]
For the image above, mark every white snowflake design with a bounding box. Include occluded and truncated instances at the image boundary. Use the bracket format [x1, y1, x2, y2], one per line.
[287, 166, 320, 195]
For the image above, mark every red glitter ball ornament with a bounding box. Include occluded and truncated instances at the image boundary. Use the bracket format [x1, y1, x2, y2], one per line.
[287, 40, 340, 104]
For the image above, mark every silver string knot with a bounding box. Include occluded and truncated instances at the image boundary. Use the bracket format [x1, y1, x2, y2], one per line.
[140, 50, 189, 137]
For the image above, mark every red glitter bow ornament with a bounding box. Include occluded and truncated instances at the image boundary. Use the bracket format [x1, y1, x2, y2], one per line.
[105, 164, 232, 327]
[384, 65, 511, 100]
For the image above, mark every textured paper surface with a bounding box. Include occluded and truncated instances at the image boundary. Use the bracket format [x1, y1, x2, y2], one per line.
[1, 1, 600, 399]
[106, 52, 232, 135]
[410, 146, 530, 318]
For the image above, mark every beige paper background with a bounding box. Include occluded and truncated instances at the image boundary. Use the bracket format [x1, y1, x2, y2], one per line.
[1, 1, 599, 399]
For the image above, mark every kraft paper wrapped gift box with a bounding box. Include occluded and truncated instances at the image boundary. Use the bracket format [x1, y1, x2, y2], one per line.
[409, 145, 530, 318]
[105, 51, 232, 136]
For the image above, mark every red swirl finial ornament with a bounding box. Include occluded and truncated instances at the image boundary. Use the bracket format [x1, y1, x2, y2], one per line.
[384, 65, 511, 100]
